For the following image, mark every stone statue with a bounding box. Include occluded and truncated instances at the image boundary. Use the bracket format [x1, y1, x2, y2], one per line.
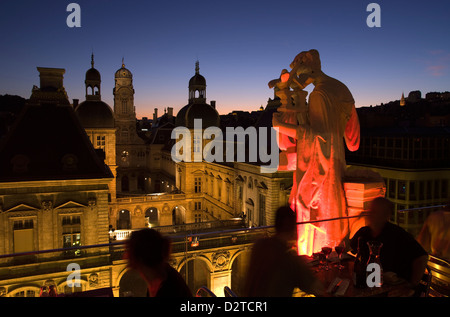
[271, 49, 360, 254]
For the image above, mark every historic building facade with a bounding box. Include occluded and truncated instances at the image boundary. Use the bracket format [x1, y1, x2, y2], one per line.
[0, 67, 113, 297]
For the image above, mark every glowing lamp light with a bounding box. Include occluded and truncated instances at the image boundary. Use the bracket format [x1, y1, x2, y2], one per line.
[191, 237, 199, 247]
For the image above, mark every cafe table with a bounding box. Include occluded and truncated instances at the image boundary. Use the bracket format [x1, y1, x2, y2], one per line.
[293, 252, 412, 297]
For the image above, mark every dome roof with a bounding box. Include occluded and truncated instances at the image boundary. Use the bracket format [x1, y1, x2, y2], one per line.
[176, 103, 220, 129]
[175, 104, 190, 127]
[189, 73, 206, 87]
[86, 67, 101, 82]
[75, 100, 115, 129]
[115, 61, 132, 79]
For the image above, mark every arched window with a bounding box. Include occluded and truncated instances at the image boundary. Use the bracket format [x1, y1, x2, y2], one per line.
[117, 210, 131, 230]
[145, 207, 159, 227]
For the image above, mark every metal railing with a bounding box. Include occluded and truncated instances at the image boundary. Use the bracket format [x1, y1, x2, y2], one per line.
[0, 206, 445, 280]
[224, 286, 238, 297]
[110, 219, 246, 241]
[196, 286, 216, 297]
[0, 213, 368, 268]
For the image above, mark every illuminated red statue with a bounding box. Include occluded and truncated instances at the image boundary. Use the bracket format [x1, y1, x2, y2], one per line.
[271, 49, 360, 255]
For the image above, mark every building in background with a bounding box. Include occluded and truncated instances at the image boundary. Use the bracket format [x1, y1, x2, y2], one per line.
[0, 67, 113, 296]
[347, 92, 450, 236]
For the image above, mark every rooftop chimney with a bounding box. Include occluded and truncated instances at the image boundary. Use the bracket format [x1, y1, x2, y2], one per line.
[167, 107, 173, 119]
[29, 67, 70, 105]
[210, 100, 216, 109]
[37, 67, 65, 91]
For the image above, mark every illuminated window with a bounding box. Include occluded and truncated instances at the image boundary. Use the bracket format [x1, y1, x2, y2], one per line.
[62, 215, 81, 256]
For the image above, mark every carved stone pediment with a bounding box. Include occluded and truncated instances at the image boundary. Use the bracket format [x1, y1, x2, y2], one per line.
[55, 201, 87, 209]
[5, 203, 39, 213]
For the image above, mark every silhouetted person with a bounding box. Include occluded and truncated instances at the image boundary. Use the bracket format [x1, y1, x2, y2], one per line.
[48, 285, 57, 297]
[417, 200, 450, 261]
[244, 206, 325, 297]
[350, 197, 428, 294]
[126, 228, 192, 297]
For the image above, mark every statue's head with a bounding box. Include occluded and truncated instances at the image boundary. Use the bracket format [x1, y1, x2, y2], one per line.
[290, 49, 321, 88]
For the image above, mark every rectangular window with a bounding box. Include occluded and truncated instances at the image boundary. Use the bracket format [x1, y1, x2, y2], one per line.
[419, 181, 426, 200]
[13, 219, 34, 253]
[194, 202, 202, 210]
[258, 193, 266, 226]
[409, 181, 416, 201]
[194, 177, 202, 193]
[397, 180, 406, 200]
[62, 215, 81, 255]
[121, 100, 127, 114]
[194, 214, 202, 223]
[388, 179, 396, 199]
[96, 136, 106, 149]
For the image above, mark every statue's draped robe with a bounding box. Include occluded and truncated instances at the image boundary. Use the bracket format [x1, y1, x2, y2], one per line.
[291, 77, 360, 251]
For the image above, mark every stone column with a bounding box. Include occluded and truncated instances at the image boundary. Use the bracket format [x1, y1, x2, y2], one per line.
[209, 270, 231, 297]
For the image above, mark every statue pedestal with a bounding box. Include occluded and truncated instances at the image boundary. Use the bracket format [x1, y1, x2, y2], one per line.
[344, 181, 386, 239]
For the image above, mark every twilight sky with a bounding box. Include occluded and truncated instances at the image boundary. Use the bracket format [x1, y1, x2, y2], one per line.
[0, 0, 449, 118]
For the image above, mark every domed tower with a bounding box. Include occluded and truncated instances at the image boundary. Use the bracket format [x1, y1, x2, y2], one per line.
[85, 53, 101, 100]
[174, 61, 220, 195]
[114, 58, 135, 121]
[113, 59, 147, 195]
[189, 61, 206, 104]
[176, 61, 220, 129]
[75, 54, 117, 201]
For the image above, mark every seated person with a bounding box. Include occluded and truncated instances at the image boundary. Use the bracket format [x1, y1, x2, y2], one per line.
[125, 228, 192, 297]
[350, 197, 428, 293]
[417, 200, 450, 261]
[244, 206, 325, 297]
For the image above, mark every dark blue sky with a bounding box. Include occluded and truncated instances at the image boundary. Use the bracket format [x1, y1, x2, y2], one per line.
[0, 0, 449, 117]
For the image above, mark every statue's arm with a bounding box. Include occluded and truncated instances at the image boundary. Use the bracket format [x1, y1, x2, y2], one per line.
[272, 113, 299, 139]
[344, 106, 360, 152]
